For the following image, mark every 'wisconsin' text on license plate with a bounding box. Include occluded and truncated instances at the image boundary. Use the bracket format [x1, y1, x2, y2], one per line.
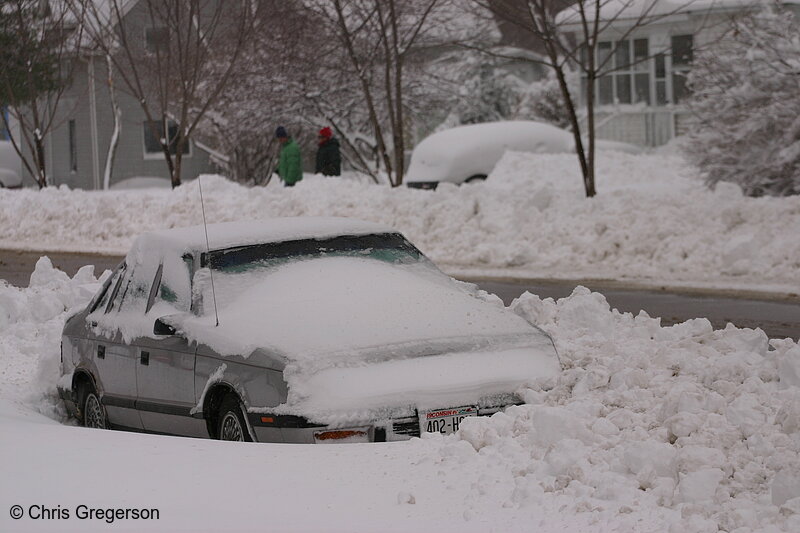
[420, 406, 478, 435]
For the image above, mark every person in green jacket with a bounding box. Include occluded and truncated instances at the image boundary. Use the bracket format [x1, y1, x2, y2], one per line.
[275, 126, 302, 187]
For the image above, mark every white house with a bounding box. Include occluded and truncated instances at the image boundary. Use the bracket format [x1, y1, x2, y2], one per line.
[557, 0, 800, 146]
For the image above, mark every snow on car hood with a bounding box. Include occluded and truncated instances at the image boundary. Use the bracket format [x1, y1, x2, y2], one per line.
[179, 255, 554, 365]
[182, 256, 537, 358]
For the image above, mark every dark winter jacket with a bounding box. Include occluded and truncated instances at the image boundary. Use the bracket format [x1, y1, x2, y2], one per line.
[315, 137, 341, 176]
[277, 138, 302, 185]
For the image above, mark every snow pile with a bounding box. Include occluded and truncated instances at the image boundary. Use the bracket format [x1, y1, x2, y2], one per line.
[1, 150, 799, 292]
[0, 257, 103, 416]
[450, 287, 800, 531]
[1, 259, 799, 531]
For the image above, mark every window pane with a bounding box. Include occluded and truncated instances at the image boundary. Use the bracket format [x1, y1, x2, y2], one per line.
[633, 39, 648, 71]
[671, 35, 693, 66]
[167, 122, 189, 155]
[634, 73, 650, 104]
[579, 45, 587, 69]
[598, 41, 612, 69]
[614, 40, 630, 70]
[145, 27, 169, 54]
[581, 77, 588, 105]
[655, 53, 666, 78]
[656, 80, 667, 105]
[616, 74, 631, 104]
[598, 76, 613, 105]
[672, 72, 690, 103]
[68, 119, 77, 172]
[143, 121, 164, 153]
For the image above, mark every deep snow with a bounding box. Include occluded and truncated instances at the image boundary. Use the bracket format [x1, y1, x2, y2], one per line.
[0, 151, 798, 295]
[1, 258, 799, 532]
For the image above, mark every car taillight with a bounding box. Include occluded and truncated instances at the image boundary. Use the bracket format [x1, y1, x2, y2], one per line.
[313, 428, 370, 444]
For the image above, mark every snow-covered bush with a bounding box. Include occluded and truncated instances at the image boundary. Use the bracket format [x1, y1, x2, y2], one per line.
[685, 6, 800, 197]
[513, 70, 576, 131]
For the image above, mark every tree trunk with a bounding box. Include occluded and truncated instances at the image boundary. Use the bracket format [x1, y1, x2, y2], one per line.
[34, 130, 47, 188]
[103, 55, 121, 190]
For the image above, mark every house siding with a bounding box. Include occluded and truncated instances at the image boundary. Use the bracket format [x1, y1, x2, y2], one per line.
[568, 3, 800, 147]
[26, 0, 218, 189]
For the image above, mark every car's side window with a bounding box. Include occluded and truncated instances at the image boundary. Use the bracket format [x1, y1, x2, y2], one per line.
[87, 263, 124, 314]
[101, 264, 128, 314]
[145, 263, 164, 313]
[150, 254, 193, 314]
[106, 266, 132, 313]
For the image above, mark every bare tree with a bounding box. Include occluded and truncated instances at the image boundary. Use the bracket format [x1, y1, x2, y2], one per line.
[306, 0, 451, 187]
[0, 0, 81, 188]
[480, 0, 697, 197]
[70, 0, 254, 187]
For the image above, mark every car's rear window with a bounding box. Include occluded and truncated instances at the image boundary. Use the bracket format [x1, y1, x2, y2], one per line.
[202, 233, 423, 273]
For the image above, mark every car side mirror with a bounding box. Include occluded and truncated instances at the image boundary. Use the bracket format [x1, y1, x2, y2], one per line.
[154, 317, 178, 336]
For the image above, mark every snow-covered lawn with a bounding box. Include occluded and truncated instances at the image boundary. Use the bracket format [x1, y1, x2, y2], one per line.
[0, 151, 798, 294]
[1, 258, 799, 532]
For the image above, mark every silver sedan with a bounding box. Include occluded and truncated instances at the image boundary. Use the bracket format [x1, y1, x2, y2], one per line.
[59, 217, 560, 443]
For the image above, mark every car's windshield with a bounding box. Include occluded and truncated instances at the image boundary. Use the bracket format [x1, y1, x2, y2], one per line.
[193, 233, 431, 314]
[203, 233, 422, 271]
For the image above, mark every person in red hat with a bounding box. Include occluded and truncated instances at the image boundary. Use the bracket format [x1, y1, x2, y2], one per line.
[315, 126, 341, 177]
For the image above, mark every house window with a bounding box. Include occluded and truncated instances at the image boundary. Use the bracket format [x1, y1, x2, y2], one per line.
[670, 34, 693, 103]
[143, 119, 190, 157]
[68, 119, 77, 172]
[145, 27, 169, 54]
[1, 106, 8, 140]
[586, 38, 651, 106]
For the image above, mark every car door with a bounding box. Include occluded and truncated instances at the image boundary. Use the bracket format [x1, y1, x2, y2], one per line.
[134, 258, 206, 437]
[85, 262, 143, 430]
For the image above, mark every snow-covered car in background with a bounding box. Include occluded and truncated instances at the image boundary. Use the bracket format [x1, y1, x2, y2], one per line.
[0, 140, 23, 188]
[405, 120, 642, 189]
[59, 217, 560, 443]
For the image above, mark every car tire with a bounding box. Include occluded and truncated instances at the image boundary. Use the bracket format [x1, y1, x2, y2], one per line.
[81, 387, 107, 430]
[217, 394, 252, 442]
[465, 174, 487, 183]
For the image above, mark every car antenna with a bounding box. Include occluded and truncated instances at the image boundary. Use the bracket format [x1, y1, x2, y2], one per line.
[198, 176, 220, 327]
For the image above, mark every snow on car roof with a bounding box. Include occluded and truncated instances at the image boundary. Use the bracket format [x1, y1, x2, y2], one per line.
[131, 217, 398, 256]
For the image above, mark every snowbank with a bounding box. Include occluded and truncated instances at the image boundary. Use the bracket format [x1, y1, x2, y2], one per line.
[1, 259, 799, 532]
[1, 151, 798, 293]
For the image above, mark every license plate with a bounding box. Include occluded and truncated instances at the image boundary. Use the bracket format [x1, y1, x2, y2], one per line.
[419, 406, 477, 435]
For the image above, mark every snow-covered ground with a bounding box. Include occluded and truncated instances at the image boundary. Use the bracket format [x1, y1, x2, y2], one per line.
[0, 151, 798, 294]
[1, 258, 799, 532]
[2, 151, 800, 532]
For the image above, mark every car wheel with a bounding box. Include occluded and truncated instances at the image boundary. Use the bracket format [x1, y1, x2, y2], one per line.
[465, 174, 487, 183]
[82, 389, 107, 430]
[217, 394, 252, 442]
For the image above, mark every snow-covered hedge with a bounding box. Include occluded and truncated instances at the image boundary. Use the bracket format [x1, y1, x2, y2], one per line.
[686, 6, 800, 197]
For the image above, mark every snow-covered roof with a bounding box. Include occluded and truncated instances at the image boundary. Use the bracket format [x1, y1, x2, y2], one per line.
[133, 217, 398, 255]
[556, 0, 800, 26]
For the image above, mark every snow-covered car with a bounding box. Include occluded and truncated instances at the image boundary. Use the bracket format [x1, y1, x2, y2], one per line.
[59, 217, 560, 443]
[0, 140, 23, 188]
[405, 120, 642, 189]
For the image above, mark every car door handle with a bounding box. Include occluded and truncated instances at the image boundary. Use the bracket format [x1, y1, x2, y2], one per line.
[97, 345, 105, 359]
[140, 351, 150, 366]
